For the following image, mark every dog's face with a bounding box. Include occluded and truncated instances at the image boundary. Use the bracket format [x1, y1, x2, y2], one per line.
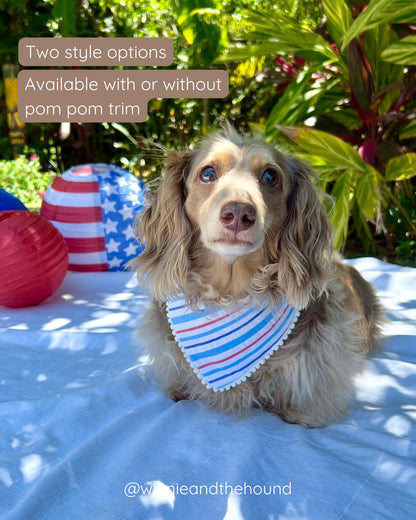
[134, 127, 333, 307]
[184, 137, 292, 262]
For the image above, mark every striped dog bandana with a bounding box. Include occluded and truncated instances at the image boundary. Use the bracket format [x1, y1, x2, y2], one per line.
[167, 296, 300, 392]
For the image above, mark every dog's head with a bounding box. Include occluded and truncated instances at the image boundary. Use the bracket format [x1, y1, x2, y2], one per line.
[183, 131, 290, 262]
[133, 127, 333, 308]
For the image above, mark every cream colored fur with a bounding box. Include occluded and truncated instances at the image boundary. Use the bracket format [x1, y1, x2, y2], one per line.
[131, 126, 383, 427]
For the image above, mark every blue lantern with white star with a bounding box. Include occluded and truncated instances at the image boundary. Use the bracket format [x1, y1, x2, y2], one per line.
[40, 164, 145, 271]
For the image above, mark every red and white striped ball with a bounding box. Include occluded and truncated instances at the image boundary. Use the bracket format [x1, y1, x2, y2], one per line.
[40, 164, 146, 272]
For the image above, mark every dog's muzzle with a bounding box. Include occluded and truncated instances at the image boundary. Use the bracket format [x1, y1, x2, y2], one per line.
[220, 202, 256, 234]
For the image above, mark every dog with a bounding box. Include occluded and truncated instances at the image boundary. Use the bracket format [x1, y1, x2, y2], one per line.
[131, 126, 383, 427]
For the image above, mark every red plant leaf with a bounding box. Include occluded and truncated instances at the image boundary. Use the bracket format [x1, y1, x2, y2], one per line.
[347, 39, 375, 113]
[358, 139, 378, 166]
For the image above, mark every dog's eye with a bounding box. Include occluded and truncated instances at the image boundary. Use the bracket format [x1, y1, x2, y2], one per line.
[260, 168, 279, 187]
[199, 166, 217, 183]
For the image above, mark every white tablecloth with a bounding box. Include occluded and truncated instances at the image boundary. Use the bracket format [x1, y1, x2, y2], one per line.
[1, 258, 415, 519]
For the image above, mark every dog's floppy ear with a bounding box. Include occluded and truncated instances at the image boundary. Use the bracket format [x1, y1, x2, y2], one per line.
[275, 157, 333, 308]
[132, 150, 194, 300]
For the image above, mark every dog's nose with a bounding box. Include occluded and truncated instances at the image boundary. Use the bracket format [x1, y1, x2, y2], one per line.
[220, 202, 256, 233]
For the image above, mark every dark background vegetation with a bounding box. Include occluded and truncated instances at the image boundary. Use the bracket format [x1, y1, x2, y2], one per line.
[1, 0, 415, 265]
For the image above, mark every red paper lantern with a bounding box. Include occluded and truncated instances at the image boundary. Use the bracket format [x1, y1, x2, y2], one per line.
[0, 210, 69, 308]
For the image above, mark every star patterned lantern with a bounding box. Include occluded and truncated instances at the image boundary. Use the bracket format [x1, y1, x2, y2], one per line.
[40, 164, 146, 271]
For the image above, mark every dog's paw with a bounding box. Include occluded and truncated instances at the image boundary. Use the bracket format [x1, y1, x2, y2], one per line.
[278, 408, 330, 428]
[167, 387, 191, 402]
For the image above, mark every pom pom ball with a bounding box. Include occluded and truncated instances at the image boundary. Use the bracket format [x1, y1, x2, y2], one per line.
[40, 164, 146, 271]
[0, 188, 28, 211]
[0, 210, 69, 308]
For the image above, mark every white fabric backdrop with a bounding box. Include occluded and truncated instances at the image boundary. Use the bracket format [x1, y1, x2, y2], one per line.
[0, 258, 415, 519]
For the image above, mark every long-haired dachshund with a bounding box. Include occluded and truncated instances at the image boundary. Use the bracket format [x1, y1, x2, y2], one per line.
[131, 126, 383, 427]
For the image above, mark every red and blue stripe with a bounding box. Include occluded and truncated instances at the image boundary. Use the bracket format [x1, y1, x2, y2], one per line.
[167, 297, 300, 392]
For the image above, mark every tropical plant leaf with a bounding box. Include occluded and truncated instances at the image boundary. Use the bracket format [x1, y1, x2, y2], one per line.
[52, 0, 77, 37]
[323, 107, 362, 131]
[364, 23, 403, 115]
[322, 0, 353, 50]
[110, 123, 139, 146]
[241, 8, 318, 41]
[228, 55, 268, 87]
[175, 0, 226, 66]
[385, 153, 416, 181]
[218, 43, 288, 62]
[265, 67, 340, 133]
[351, 201, 378, 254]
[218, 8, 337, 63]
[329, 169, 354, 249]
[364, 23, 401, 94]
[386, 1, 416, 23]
[355, 166, 380, 219]
[276, 126, 368, 173]
[341, 0, 416, 52]
[381, 36, 416, 65]
[347, 39, 375, 112]
[399, 121, 416, 140]
[248, 122, 266, 136]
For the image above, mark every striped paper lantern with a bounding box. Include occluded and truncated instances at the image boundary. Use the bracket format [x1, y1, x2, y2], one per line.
[40, 164, 146, 272]
[0, 210, 68, 308]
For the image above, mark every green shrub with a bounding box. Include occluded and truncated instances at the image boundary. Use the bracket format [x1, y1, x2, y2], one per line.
[0, 156, 54, 211]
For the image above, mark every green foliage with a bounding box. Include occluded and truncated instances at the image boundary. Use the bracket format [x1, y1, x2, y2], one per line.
[1, 0, 415, 263]
[0, 156, 54, 210]
[386, 187, 416, 263]
[277, 126, 386, 249]
[220, 10, 336, 63]
[0, 0, 53, 61]
[340, 0, 416, 51]
[174, 0, 228, 67]
[52, 0, 77, 37]
[381, 36, 416, 65]
[12, 0, 237, 172]
[323, 0, 353, 48]
[220, 0, 416, 258]
[385, 154, 416, 182]
[329, 170, 353, 251]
